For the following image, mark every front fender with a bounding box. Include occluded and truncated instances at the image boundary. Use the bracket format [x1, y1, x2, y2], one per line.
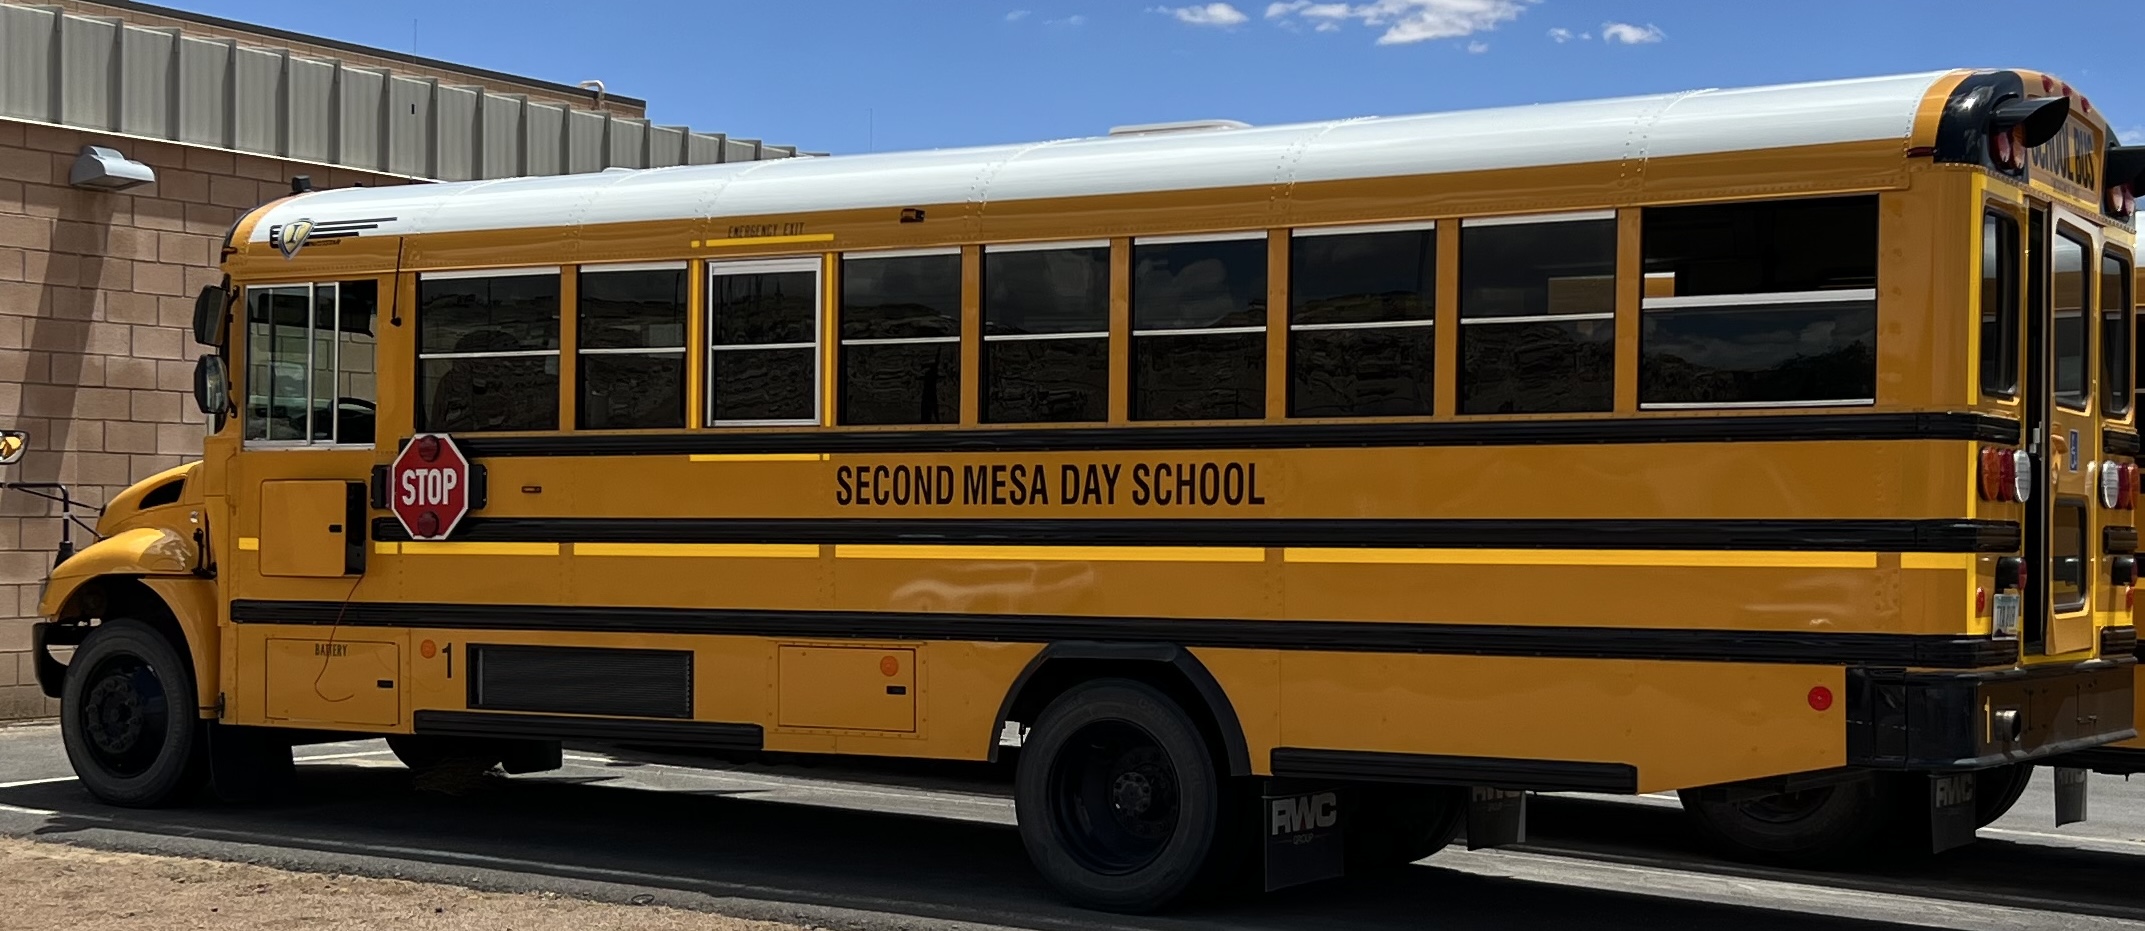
[39, 527, 193, 619]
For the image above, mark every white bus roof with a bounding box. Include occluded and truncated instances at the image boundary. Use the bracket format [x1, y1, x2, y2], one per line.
[249, 70, 1960, 242]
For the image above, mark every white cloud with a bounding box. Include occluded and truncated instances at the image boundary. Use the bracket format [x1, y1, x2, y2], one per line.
[1466, 39, 1488, 53]
[1601, 21, 1664, 44]
[1263, 0, 1534, 46]
[1006, 9, 1031, 20]
[1047, 14, 1087, 25]
[1547, 26, 1571, 42]
[1152, 3, 1251, 26]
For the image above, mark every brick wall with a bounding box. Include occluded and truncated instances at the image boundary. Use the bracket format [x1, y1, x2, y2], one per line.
[0, 117, 406, 719]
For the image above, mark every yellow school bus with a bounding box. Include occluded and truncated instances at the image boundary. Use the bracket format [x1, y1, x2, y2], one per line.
[14, 67, 2144, 912]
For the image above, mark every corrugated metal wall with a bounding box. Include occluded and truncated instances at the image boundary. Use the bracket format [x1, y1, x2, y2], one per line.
[0, 2, 814, 180]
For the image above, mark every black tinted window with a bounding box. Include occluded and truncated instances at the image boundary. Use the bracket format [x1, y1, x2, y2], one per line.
[2103, 252, 2131, 416]
[1980, 213, 2021, 398]
[1458, 218, 1614, 414]
[1639, 198, 1879, 408]
[840, 254, 961, 425]
[1132, 237, 1267, 420]
[416, 272, 561, 432]
[1289, 228, 1436, 417]
[2054, 231, 2089, 410]
[984, 245, 1109, 423]
[578, 267, 687, 430]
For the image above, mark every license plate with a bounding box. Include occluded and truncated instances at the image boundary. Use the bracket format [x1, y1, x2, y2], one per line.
[1992, 593, 2022, 638]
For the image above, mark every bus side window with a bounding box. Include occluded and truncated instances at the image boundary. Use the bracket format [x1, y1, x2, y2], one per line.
[1288, 224, 1436, 418]
[1637, 196, 1878, 409]
[415, 270, 562, 433]
[840, 251, 961, 426]
[982, 243, 1110, 423]
[241, 280, 377, 447]
[1457, 214, 1615, 415]
[577, 265, 687, 430]
[1980, 212, 2022, 400]
[1130, 233, 1268, 421]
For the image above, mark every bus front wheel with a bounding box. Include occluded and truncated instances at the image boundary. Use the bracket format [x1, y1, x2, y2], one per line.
[1014, 679, 1226, 914]
[1677, 773, 1896, 866]
[60, 618, 205, 807]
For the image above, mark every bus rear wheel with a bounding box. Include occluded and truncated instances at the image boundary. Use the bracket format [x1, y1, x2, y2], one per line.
[1015, 679, 1225, 914]
[1677, 773, 1896, 866]
[60, 618, 205, 807]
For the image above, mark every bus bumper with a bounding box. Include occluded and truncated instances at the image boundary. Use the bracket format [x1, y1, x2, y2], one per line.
[1845, 656, 2136, 770]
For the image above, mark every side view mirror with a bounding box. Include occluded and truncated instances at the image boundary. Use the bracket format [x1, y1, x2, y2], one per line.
[0, 430, 25, 466]
[192, 354, 229, 416]
[192, 280, 229, 346]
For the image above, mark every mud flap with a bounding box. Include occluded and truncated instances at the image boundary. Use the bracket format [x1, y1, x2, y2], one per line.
[1262, 779, 1344, 892]
[29, 622, 83, 699]
[1927, 772, 1977, 854]
[206, 723, 295, 804]
[1465, 787, 1527, 850]
[2053, 766, 2089, 826]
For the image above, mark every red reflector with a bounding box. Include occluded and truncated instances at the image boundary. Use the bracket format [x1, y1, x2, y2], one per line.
[1808, 686, 1834, 712]
[1976, 587, 1987, 614]
[1996, 449, 2018, 502]
[415, 435, 442, 462]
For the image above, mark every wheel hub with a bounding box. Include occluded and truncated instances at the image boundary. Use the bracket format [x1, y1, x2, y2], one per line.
[1111, 770, 1155, 817]
[85, 674, 145, 755]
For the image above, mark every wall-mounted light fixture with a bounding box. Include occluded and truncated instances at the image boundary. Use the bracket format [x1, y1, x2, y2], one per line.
[69, 145, 156, 192]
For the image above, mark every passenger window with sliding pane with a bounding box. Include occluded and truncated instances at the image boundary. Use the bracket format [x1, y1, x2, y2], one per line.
[416, 270, 561, 432]
[1639, 196, 1877, 408]
[242, 280, 378, 446]
[2102, 252, 2131, 416]
[2053, 232, 2091, 411]
[1458, 214, 1614, 414]
[1131, 234, 1267, 421]
[983, 243, 1109, 423]
[1289, 225, 1435, 417]
[578, 265, 687, 430]
[841, 252, 960, 425]
[709, 262, 820, 424]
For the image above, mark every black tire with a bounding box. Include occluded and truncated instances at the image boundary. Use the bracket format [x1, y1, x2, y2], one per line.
[1677, 773, 1897, 866]
[1015, 679, 1225, 914]
[1345, 784, 1465, 872]
[1974, 764, 2033, 829]
[386, 734, 494, 771]
[386, 735, 560, 774]
[59, 618, 205, 807]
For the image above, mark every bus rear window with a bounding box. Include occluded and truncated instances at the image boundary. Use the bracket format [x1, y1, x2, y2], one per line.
[1979, 212, 2020, 399]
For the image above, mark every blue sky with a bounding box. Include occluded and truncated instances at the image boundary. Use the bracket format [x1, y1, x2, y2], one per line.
[163, 0, 2145, 155]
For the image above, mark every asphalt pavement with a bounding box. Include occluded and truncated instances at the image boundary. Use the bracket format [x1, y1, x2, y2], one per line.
[1, 721, 2141, 931]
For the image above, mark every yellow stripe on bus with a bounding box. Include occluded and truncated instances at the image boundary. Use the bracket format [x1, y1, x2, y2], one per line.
[236, 537, 260, 551]
[575, 543, 820, 558]
[395, 542, 561, 557]
[692, 233, 836, 249]
[1284, 548, 1880, 569]
[834, 544, 1267, 563]
[687, 453, 831, 462]
[1900, 553, 1973, 571]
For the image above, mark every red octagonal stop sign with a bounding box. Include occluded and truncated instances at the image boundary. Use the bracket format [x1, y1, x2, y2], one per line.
[390, 433, 471, 541]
